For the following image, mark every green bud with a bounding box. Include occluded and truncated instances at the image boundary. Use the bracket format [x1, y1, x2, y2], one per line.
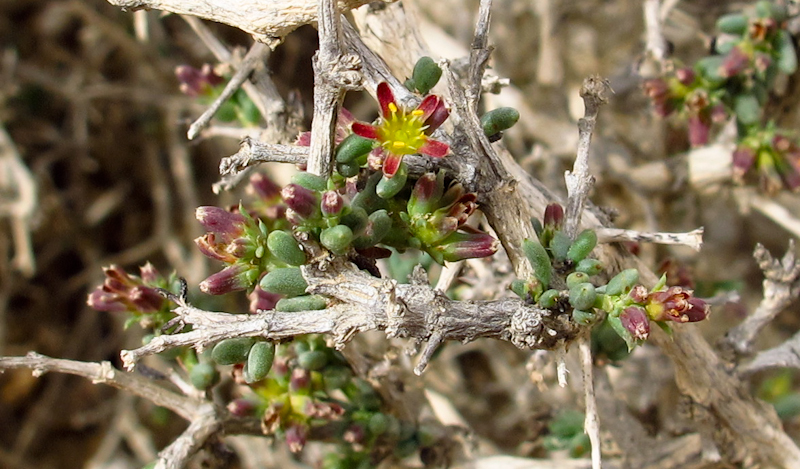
[404, 78, 417, 92]
[336, 161, 360, 177]
[351, 172, 388, 213]
[323, 366, 352, 391]
[336, 134, 374, 163]
[340, 206, 369, 236]
[211, 337, 256, 365]
[510, 278, 529, 298]
[412, 56, 442, 94]
[569, 282, 597, 311]
[696, 56, 725, 84]
[531, 217, 543, 237]
[142, 463, 157, 469]
[538, 289, 560, 308]
[321, 225, 354, 255]
[376, 162, 408, 199]
[298, 350, 328, 371]
[522, 238, 552, 287]
[567, 229, 597, 263]
[734, 93, 761, 126]
[716, 13, 748, 35]
[291, 172, 327, 192]
[572, 309, 597, 326]
[368, 412, 390, 436]
[244, 341, 275, 383]
[575, 258, 603, 276]
[480, 107, 520, 137]
[566, 271, 590, 289]
[714, 39, 736, 55]
[216, 101, 238, 122]
[605, 268, 639, 296]
[276, 294, 328, 312]
[267, 230, 306, 266]
[777, 30, 798, 75]
[260, 267, 308, 297]
[550, 231, 572, 260]
[189, 362, 219, 390]
[353, 209, 392, 248]
[756, 0, 787, 21]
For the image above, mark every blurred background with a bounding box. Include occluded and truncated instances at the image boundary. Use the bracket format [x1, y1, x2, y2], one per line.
[2, 0, 800, 467]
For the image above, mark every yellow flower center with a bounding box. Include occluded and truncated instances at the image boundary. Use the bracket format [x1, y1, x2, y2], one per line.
[377, 103, 428, 155]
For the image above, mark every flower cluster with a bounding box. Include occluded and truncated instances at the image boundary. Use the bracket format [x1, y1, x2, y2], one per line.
[194, 205, 270, 295]
[403, 171, 498, 263]
[513, 203, 710, 352]
[86, 263, 179, 329]
[642, 1, 799, 192]
[87, 263, 164, 313]
[174, 64, 223, 97]
[175, 63, 261, 126]
[601, 272, 710, 350]
[733, 127, 800, 193]
[219, 336, 428, 466]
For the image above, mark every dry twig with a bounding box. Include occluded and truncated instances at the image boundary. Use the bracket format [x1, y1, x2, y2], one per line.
[725, 241, 800, 357]
[121, 260, 581, 371]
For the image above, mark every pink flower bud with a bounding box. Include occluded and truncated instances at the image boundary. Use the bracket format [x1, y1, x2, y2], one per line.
[687, 114, 710, 147]
[248, 173, 282, 202]
[543, 203, 564, 229]
[675, 67, 696, 85]
[732, 146, 757, 181]
[719, 46, 750, 78]
[620, 307, 651, 341]
[435, 230, 499, 262]
[281, 184, 318, 219]
[249, 285, 281, 313]
[320, 190, 344, 216]
[195, 206, 246, 241]
[199, 264, 257, 295]
[285, 424, 308, 453]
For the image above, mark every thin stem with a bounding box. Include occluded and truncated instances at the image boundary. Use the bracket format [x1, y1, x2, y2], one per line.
[564, 76, 609, 239]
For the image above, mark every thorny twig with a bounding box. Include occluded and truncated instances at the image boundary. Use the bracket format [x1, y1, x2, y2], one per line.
[643, 0, 669, 64]
[187, 42, 270, 140]
[595, 227, 704, 251]
[0, 125, 37, 277]
[564, 76, 608, 239]
[107, 0, 374, 47]
[565, 77, 609, 469]
[579, 338, 601, 469]
[0, 354, 263, 469]
[306, 2, 361, 177]
[121, 260, 581, 371]
[181, 16, 273, 125]
[746, 191, 800, 240]
[723, 241, 800, 357]
[0, 353, 199, 421]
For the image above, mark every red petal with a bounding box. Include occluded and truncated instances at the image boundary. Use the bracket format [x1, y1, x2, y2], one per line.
[424, 99, 449, 134]
[417, 95, 440, 120]
[382, 153, 403, 177]
[377, 82, 396, 117]
[351, 122, 379, 140]
[419, 139, 449, 158]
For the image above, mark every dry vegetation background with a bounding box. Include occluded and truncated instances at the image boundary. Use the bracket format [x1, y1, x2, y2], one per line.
[2, 0, 800, 468]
